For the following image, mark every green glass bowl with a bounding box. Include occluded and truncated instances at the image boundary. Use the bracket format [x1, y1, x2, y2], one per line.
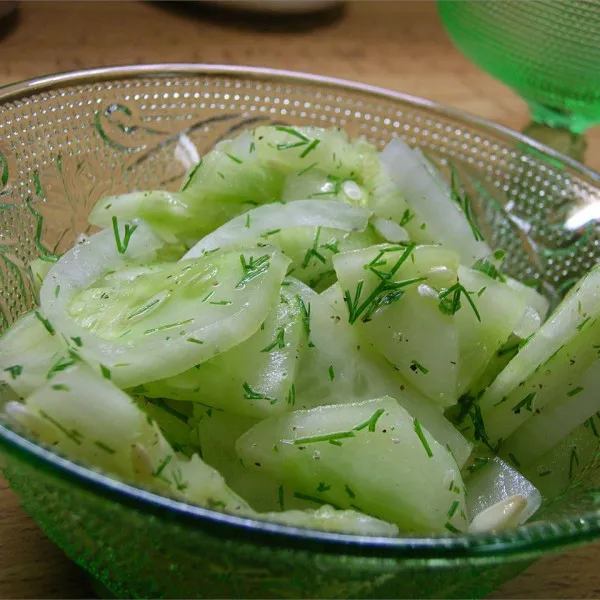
[1, 65, 600, 599]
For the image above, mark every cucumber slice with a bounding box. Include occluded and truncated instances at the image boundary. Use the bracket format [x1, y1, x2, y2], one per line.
[333, 243, 461, 406]
[470, 265, 600, 450]
[500, 357, 600, 469]
[505, 276, 550, 321]
[5, 363, 250, 514]
[0, 311, 65, 398]
[251, 125, 381, 185]
[40, 222, 289, 388]
[521, 416, 600, 500]
[236, 396, 468, 533]
[183, 200, 379, 291]
[464, 456, 541, 531]
[291, 279, 472, 467]
[281, 171, 368, 205]
[455, 266, 530, 396]
[380, 138, 491, 264]
[143, 285, 306, 419]
[184, 200, 372, 258]
[91, 131, 286, 245]
[260, 505, 398, 537]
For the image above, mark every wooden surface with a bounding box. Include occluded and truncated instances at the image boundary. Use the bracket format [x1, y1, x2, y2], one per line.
[1, 2, 600, 598]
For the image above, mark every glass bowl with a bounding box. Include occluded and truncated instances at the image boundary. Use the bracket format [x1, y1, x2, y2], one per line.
[0, 65, 599, 599]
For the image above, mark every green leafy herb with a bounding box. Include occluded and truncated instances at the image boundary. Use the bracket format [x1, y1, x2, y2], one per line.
[328, 365, 335, 381]
[410, 360, 429, 375]
[352, 408, 386, 433]
[286, 384, 296, 406]
[438, 283, 481, 321]
[186, 337, 204, 344]
[275, 126, 309, 142]
[293, 431, 355, 445]
[100, 364, 112, 380]
[399, 209, 414, 227]
[413, 419, 433, 457]
[585, 417, 599, 438]
[569, 446, 579, 480]
[577, 316, 592, 331]
[39, 410, 83, 445]
[300, 139, 320, 158]
[343, 244, 425, 324]
[512, 392, 536, 414]
[144, 319, 194, 335]
[242, 382, 276, 403]
[153, 455, 173, 479]
[225, 152, 243, 164]
[54, 284, 60, 297]
[344, 484, 356, 499]
[317, 482, 331, 493]
[4, 365, 22, 379]
[111, 216, 138, 254]
[70, 336, 83, 347]
[181, 159, 202, 191]
[472, 257, 505, 281]
[51, 384, 70, 391]
[298, 296, 311, 339]
[278, 484, 285, 510]
[292, 491, 341, 508]
[34, 311, 55, 335]
[449, 167, 484, 241]
[447, 500, 459, 519]
[47, 354, 78, 379]
[302, 226, 327, 268]
[94, 441, 116, 454]
[297, 162, 318, 176]
[444, 522, 460, 534]
[208, 300, 232, 306]
[567, 386, 584, 397]
[245, 213, 251, 228]
[261, 326, 285, 353]
[237, 254, 271, 288]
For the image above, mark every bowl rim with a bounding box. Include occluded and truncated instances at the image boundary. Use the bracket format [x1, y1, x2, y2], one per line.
[1, 63, 599, 560]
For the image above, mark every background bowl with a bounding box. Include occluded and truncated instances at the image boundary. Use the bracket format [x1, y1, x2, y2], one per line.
[0, 64, 599, 599]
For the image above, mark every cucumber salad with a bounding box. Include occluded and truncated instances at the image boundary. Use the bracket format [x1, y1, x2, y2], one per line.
[2, 125, 599, 537]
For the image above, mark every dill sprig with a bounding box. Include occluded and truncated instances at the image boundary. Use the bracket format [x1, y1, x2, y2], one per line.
[438, 283, 481, 321]
[261, 326, 285, 353]
[242, 381, 276, 404]
[449, 166, 484, 242]
[472, 257, 505, 281]
[352, 408, 385, 433]
[111, 216, 138, 254]
[4, 365, 22, 379]
[512, 391, 536, 414]
[236, 254, 270, 288]
[413, 419, 433, 457]
[343, 244, 425, 324]
[302, 226, 327, 268]
[34, 311, 55, 336]
[293, 431, 356, 445]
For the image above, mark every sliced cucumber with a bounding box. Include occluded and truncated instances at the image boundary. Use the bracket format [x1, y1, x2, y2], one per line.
[333, 243, 461, 406]
[471, 264, 600, 450]
[5, 363, 251, 514]
[464, 456, 541, 531]
[291, 279, 472, 467]
[40, 223, 289, 388]
[0, 311, 66, 398]
[521, 415, 600, 500]
[500, 357, 600, 469]
[236, 396, 467, 533]
[455, 265, 530, 396]
[143, 285, 306, 418]
[380, 138, 491, 264]
[260, 505, 398, 537]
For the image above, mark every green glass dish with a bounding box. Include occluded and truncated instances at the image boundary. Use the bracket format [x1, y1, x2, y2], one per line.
[0, 65, 599, 599]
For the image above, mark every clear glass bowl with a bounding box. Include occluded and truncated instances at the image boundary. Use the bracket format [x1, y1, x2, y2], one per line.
[0, 65, 599, 599]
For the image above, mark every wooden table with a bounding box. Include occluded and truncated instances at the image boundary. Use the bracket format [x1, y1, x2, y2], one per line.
[1, 2, 600, 598]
